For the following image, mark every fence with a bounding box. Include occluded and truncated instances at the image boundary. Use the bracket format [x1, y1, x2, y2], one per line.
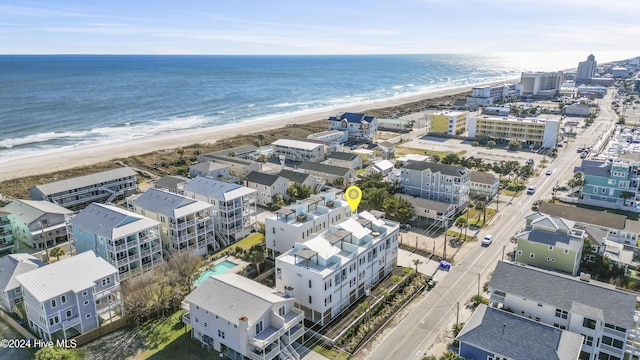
[0, 310, 34, 339]
[74, 316, 131, 346]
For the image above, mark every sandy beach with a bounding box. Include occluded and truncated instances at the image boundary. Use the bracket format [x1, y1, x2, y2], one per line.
[0, 80, 514, 182]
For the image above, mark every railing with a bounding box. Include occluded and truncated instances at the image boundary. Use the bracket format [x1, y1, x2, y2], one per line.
[169, 220, 194, 230]
[182, 312, 191, 326]
[249, 329, 280, 349]
[61, 316, 81, 329]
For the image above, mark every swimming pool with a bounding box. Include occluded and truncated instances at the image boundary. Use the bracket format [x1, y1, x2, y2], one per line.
[194, 260, 238, 286]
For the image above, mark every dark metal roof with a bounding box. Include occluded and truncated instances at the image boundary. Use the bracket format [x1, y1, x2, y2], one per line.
[245, 171, 280, 186]
[328, 112, 375, 123]
[327, 152, 358, 161]
[298, 162, 352, 177]
[276, 169, 311, 184]
[403, 161, 467, 177]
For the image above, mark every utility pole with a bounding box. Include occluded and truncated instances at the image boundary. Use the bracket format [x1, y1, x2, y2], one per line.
[502, 244, 506, 261]
[456, 301, 460, 325]
[477, 273, 481, 296]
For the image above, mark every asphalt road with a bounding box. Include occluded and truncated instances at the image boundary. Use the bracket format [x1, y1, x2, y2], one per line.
[360, 90, 618, 360]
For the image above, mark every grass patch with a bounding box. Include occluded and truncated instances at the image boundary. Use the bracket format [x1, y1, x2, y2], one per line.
[465, 208, 497, 228]
[393, 146, 465, 159]
[143, 332, 216, 360]
[445, 230, 475, 241]
[357, 168, 368, 175]
[311, 344, 349, 360]
[230, 232, 265, 252]
[502, 189, 523, 197]
[137, 311, 190, 359]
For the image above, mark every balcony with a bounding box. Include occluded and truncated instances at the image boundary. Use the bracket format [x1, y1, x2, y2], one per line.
[249, 326, 280, 349]
[247, 345, 280, 360]
[169, 219, 194, 230]
[182, 312, 191, 326]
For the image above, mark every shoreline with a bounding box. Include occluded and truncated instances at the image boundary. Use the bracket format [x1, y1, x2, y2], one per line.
[0, 78, 517, 182]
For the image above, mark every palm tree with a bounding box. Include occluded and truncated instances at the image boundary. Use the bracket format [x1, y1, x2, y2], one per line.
[412, 259, 423, 273]
[249, 245, 265, 274]
[49, 247, 65, 262]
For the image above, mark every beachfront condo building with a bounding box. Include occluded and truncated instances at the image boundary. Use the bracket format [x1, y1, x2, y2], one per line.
[70, 203, 163, 281]
[243, 171, 290, 207]
[466, 83, 522, 105]
[0, 210, 14, 254]
[400, 161, 470, 209]
[0, 253, 44, 313]
[520, 71, 563, 97]
[127, 188, 216, 255]
[275, 211, 399, 326]
[181, 176, 257, 246]
[328, 112, 378, 142]
[428, 111, 467, 135]
[272, 138, 326, 163]
[265, 191, 351, 258]
[28, 167, 138, 211]
[574, 159, 640, 210]
[515, 212, 585, 276]
[467, 115, 560, 148]
[577, 54, 597, 85]
[2, 200, 73, 251]
[16, 251, 124, 342]
[183, 274, 305, 360]
[489, 261, 640, 360]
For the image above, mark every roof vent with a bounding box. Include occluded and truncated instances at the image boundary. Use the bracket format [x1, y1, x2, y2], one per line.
[296, 214, 307, 222]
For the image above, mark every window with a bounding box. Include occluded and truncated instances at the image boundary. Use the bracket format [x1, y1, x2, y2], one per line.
[308, 280, 312, 288]
[309, 296, 312, 304]
[84, 300, 89, 306]
[582, 334, 593, 346]
[530, 253, 535, 259]
[493, 290, 506, 297]
[255, 321, 263, 334]
[583, 317, 596, 329]
[66, 310, 72, 318]
[204, 322, 208, 328]
[61, 295, 66, 304]
[86, 314, 91, 319]
[49, 316, 59, 326]
[555, 308, 568, 319]
[279, 306, 286, 316]
[517, 250, 523, 256]
[218, 330, 225, 339]
[82, 290, 88, 297]
[51, 299, 57, 308]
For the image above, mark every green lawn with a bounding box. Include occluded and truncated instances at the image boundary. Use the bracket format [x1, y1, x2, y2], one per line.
[146, 332, 218, 360]
[136, 311, 192, 359]
[311, 344, 349, 360]
[229, 232, 265, 252]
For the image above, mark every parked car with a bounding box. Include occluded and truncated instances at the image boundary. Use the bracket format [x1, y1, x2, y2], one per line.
[482, 234, 494, 246]
[546, 170, 552, 176]
[527, 187, 535, 195]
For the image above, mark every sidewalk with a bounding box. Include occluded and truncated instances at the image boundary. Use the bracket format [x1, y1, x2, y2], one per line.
[397, 248, 448, 283]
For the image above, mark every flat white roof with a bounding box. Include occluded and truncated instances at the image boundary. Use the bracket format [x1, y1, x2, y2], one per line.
[272, 138, 324, 151]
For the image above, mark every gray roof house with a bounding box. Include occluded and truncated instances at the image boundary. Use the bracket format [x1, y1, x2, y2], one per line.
[0, 253, 44, 313]
[297, 162, 355, 187]
[469, 171, 499, 199]
[515, 212, 585, 275]
[400, 161, 470, 209]
[489, 261, 638, 360]
[276, 169, 316, 188]
[457, 304, 583, 360]
[3, 200, 73, 251]
[183, 273, 304, 359]
[16, 251, 123, 341]
[28, 167, 137, 211]
[152, 175, 190, 193]
[395, 193, 456, 223]
[244, 171, 290, 207]
[323, 151, 363, 170]
[188, 162, 230, 179]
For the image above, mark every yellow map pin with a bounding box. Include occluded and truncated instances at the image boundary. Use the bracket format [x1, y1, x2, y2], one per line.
[345, 185, 362, 212]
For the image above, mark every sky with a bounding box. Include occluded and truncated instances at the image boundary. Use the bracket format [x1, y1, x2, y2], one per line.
[1, 0, 638, 59]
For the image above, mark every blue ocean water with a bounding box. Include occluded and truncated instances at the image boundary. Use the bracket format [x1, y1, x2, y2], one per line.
[0, 54, 576, 163]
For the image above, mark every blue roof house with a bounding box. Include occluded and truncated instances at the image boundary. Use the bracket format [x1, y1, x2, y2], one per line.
[328, 112, 378, 142]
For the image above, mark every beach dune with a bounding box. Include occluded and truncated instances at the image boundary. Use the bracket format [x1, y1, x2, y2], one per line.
[0, 83, 499, 182]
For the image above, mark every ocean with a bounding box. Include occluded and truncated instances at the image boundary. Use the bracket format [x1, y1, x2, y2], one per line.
[0, 53, 582, 163]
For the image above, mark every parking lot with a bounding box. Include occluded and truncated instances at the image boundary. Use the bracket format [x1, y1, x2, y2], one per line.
[399, 135, 548, 165]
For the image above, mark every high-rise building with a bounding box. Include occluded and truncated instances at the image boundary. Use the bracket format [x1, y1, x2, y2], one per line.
[576, 54, 597, 85]
[520, 72, 562, 97]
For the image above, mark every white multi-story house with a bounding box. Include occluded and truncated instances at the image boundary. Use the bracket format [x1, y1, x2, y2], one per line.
[265, 191, 351, 258]
[3, 200, 73, 251]
[307, 130, 349, 145]
[275, 211, 399, 325]
[469, 171, 499, 200]
[16, 251, 123, 341]
[183, 274, 305, 360]
[28, 167, 137, 211]
[244, 171, 290, 207]
[181, 176, 257, 246]
[272, 138, 326, 163]
[489, 261, 639, 360]
[70, 203, 163, 281]
[328, 112, 378, 142]
[0, 253, 44, 313]
[127, 188, 216, 255]
[400, 161, 470, 209]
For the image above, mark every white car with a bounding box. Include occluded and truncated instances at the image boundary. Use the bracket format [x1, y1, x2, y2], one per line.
[546, 170, 552, 176]
[482, 234, 494, 246]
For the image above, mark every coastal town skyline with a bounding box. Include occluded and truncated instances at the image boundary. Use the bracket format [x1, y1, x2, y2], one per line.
[1, 1, 638, 58]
